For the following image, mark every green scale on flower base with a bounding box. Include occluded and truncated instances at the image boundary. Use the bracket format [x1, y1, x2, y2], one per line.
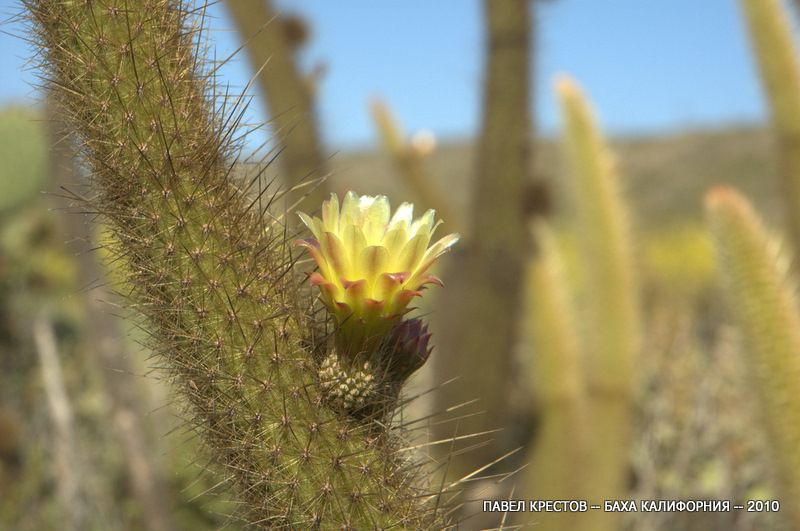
[298, 192, 459, 355]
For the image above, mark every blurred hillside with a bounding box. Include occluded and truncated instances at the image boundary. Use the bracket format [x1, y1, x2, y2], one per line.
[0, 104, 777, 229]
[333, 126, 780, 232]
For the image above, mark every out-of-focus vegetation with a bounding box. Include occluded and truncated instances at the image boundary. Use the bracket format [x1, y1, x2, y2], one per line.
[0, 107, 48, 213]
[0, 109, 240, 530]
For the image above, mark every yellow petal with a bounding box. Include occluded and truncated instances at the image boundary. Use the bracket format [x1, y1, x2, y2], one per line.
[381, 227, 409, 261]
[343, 279, 368, 316]
[386, 288, 421, 317]
[321, 193, 340, 233]
[410, 209, 436, 238]
[340, 191, 360, 228]
[321, 231, 352, 280]
[388, 202, 414, 233]
[297, 212, 324, 241]
[375, 272, 405, 301]
[427, 232, 460, 258]
[406, 232, 460, 287]
[297, 240, 339, 289]
[359, 245, 389, 294]
[396, 233, 429, 272]
[339, 223, 367, 278]
[362, 195, 391, 244]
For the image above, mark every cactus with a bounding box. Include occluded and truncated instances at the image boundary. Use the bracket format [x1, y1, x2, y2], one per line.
[516, 223, 591, 530]
[555, 76, 639, 528]
[706, 186, 800, 528]
[740, 0, 800, 253]
[433, 0, 534, 480]
[25, 1, 453, 528]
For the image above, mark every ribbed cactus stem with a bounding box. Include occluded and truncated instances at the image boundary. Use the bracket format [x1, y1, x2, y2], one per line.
[556, 76, 639, 390]
[556, 76, 639, 528]
[525, 224, 583, 405]
[25, 1, 450, 528]
[370, 99, 407, 159]
[740, 0, 800, 252]
[517, 223, 590, 530]
[707, 187, 800, 528]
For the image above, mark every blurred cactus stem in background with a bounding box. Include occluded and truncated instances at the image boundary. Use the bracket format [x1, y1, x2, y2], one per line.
[434, 0, 535, 481]
[370, 98, 463, 233]
[516, 222, 591, 530]
[707, 187, 800, 529]
[556, 76, 640, 529]
[225, 0, 329, 213]
[740, 0, 800, 254]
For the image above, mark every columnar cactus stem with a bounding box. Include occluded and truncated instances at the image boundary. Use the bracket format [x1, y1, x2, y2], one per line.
[556, 76, 639, 530]
[740, 0, 800, 253]
[516, 223, 590, 530]
[25, 1, 451, 527]
[434, 0, 534, 479]
[707, 187, 800, 529]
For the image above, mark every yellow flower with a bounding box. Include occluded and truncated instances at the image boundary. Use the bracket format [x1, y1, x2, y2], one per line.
[298, 192, 458, 346]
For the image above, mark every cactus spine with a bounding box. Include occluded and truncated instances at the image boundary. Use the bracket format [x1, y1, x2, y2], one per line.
[707, 187, 800, 528]
[26, 1, 450, 528]
[556, 76, 639, 529]
[740, 0, 800, 253]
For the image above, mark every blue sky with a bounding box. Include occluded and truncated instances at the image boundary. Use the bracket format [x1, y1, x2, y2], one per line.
[0, 0, 774, 149]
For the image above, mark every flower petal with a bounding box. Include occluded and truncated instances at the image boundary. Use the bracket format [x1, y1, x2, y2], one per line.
[423, 232, 460, 262]
[419, 274, 444, 287]
[343, 278, 368, 315]
[395, 233, 429, 272]
[298, 212, 324, 240]
[406, 233, 460, 287]
[309, 272, 342, 306]
[339, 223, 367, 278]
[359, 245, 389, 290]
[297, 239, 338, 286]
[409, 209, 436, 238]
[362, 298, 385, 322]
[388, 202, 414, 233]
[340, 191, 360, 228]
[381, 227, 409, 258]
[334, 301, 353, 320]
[362, 195, 391, 244]
[375, 272, 405, 301]
[321, 193, 340, 233]
[321, 231, 351, 279]
[387, 289, 422, 317]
